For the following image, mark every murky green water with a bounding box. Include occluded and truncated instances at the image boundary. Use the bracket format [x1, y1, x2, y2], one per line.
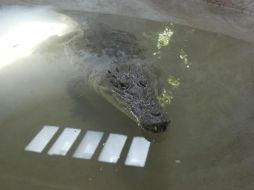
[0, 10, 254, 190]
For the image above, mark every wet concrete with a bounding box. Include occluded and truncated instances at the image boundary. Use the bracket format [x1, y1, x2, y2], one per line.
[2, 0, 254, 42]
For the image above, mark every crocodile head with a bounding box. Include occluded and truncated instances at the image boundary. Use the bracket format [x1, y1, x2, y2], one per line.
[97, 64, 170, 133]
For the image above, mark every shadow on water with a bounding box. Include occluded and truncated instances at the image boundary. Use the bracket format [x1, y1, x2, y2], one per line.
[67, 77, 98, 120]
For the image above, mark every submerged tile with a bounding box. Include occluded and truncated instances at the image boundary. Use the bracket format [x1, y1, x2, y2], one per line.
[73, 130, 104, 159]
[48, 128, 81, 156]
[98, 133, 127, 163]
[125, 137, 151, 167]
[25, 125, 59, 153]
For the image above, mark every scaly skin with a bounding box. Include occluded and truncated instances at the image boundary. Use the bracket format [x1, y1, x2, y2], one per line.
[68, 21, 169, 133]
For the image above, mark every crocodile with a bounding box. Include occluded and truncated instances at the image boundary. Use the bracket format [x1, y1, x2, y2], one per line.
[67, 21, 170, 133]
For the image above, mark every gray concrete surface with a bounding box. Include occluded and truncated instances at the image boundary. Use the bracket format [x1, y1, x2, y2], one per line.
[1, 0, 254, 42]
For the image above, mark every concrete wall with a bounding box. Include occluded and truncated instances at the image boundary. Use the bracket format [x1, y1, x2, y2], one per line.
[1, 0, 254, 42]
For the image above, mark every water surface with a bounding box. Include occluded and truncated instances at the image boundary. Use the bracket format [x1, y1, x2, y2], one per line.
[0, 9, 254, 190]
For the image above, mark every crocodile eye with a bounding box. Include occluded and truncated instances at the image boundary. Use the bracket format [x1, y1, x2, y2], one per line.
[139, 80, 147, 87]
[119, 82, 129, 90]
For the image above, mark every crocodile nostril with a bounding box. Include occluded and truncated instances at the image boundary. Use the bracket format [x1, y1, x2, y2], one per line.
[151, 111, 161, 117]
[161, 123, 167, 132]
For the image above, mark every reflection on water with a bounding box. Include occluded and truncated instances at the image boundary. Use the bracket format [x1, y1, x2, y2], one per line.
[0, 7, 254, 190]
[0, 6, 77, 69]
[158, 89, 173, 107]
[179, 48, 190, 68]
[156, 26, 174, 50]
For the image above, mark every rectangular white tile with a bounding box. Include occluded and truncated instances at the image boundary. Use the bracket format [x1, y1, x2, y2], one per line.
[73, 130, 103, 159]
[98, 133, 127, 163]
[125, 137, 151, 167]
[48, 128, 81, 156]
[25, 125, 59, 153]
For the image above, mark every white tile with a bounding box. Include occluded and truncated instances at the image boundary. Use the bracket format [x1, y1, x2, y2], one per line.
[73, 131, 103, 159]
[125, 137, 151, 167]
[48, 128, 81, 156]
[98, 133, 127, 163]
[25, 125, 59, 153]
